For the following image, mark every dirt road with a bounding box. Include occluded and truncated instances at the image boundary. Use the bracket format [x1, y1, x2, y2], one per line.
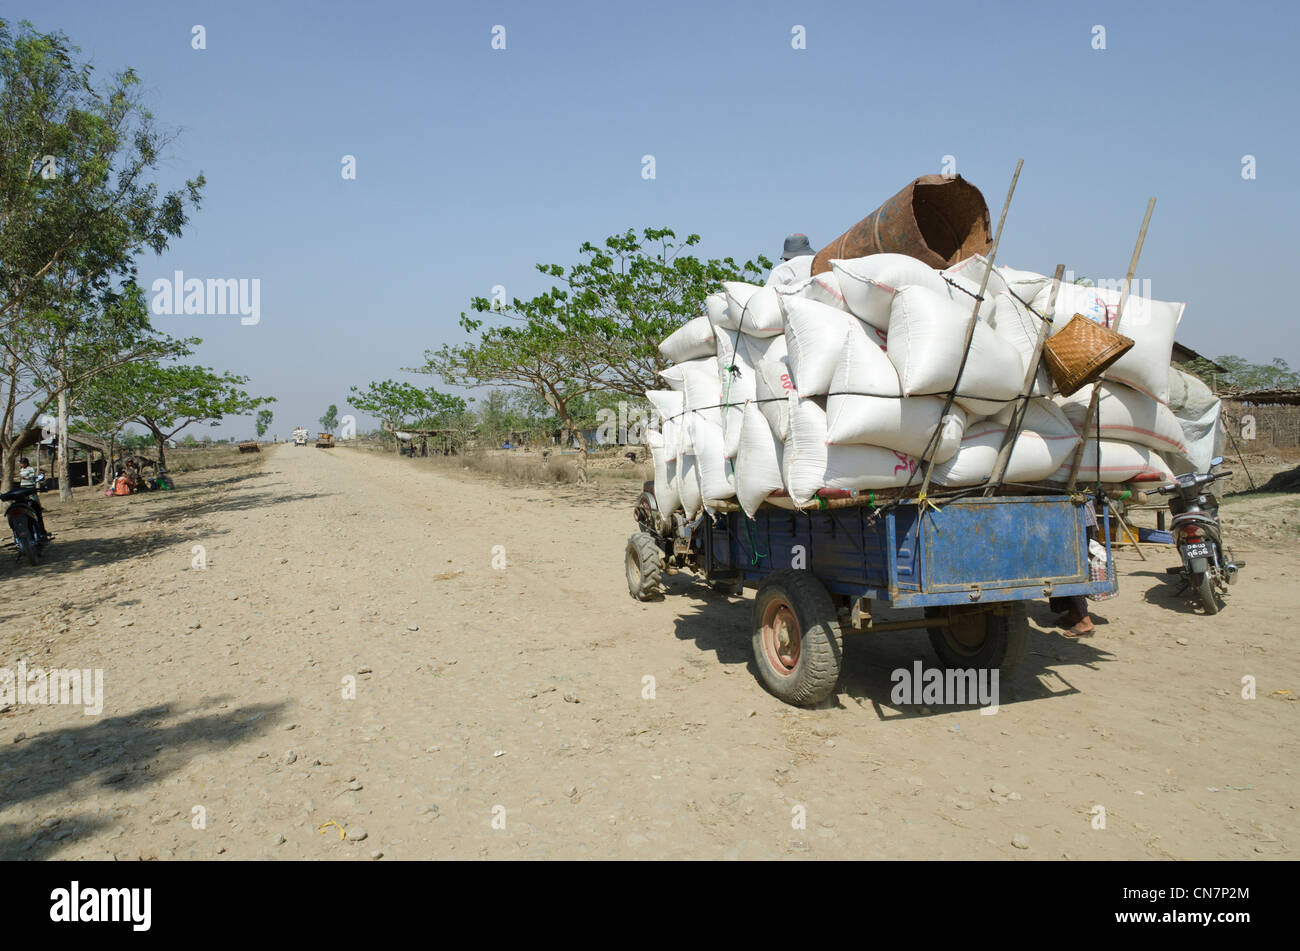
[1, 445, 1296, 859]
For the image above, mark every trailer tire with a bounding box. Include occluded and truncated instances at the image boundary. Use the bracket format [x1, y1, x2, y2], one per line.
[925, 603, 1029, 674]
[752, 571, 843, 706]
[625, 532, 663, 601]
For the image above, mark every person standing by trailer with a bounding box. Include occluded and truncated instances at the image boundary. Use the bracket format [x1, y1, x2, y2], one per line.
[765, 233, 817, 287]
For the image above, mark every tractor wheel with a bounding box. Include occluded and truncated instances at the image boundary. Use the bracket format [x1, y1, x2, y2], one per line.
[925, 602, 1029, 673]
[625, 532, 663, 601]
[751, 571, 843, 706]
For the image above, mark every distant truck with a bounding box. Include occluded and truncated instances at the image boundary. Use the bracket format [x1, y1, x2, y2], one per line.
[316, 433, 335, 448]
[292, 427, 309, 446]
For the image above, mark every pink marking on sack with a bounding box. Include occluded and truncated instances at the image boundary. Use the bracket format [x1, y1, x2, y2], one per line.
[892, 451, 917, 476]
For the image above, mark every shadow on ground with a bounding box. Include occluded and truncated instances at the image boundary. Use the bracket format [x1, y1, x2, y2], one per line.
[0, 697, 287, 859]
[666, 572, 1116, 717]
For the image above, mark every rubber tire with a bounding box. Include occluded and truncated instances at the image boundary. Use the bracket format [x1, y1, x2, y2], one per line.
[751, 570, 843, 706]
[925, 602, 1029, 673]
[1194, 572, 1220, 615]
[11, 514, 38, 566]
[625, 532, 663, 601]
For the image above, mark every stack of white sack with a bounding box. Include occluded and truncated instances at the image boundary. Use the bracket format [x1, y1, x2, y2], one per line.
[647, 251, 1187, 516]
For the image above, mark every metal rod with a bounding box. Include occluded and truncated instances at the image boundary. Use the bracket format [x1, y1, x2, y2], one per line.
[1221, 408, 1257, 491]
[984, 263, 1066, 495]
[1066, 197, 1156, 490]
[918, 158, 1024, 498]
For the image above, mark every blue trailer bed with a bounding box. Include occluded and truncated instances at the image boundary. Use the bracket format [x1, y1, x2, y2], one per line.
[699, 495, 1113, 608]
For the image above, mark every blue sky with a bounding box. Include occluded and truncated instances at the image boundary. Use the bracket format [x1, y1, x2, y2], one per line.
[16, 0, 1299, 436]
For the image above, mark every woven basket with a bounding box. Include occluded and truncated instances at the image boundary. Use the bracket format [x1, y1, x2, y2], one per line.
[1044, 314, 1135, 397]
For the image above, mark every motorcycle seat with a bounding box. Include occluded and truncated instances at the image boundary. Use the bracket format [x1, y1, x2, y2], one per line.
[2, 487, 38, 501]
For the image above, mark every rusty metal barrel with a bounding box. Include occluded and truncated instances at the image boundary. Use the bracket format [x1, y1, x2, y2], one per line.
[810, 174, 993, 275]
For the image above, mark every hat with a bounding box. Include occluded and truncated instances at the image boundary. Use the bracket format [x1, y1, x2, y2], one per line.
[781, 233, 814, 261]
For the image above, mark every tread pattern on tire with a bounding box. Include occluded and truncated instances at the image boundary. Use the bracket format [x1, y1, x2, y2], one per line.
[626, 532, 662, 601]
[13, 515, 38, 566]
[751, 570, 843, 706]
[1195, 572, 1220, 615]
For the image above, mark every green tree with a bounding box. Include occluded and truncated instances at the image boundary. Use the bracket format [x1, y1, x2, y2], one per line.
[86, 362, 273, 467]
[348, 380, 465, 452]
[419, 228, 768, 477]
[0, 20, 204, 486]
[319, 404, 339, 433]
[1184, 355, 1300, 393]
[255, 408, 274, 438]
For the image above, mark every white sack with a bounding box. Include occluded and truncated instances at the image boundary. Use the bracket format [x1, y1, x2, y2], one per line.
[658, 363, 686, 391]
[1057, 381, 1189, 455]
[1163, 366, 1222, 473]
[782, 395, 830, 506]
[735, 402, 786, 516]
[784, 298, 854, 396]
[721, 281, 784, 336]
[678, 453, 702, 517]
[997, 264, 1052, 304]
[645, 390, 685, 449]
[804, 271, 850, 311]
[765, 255, 814, 288]
[1047, 439, 1176, 484]
[1033, 282, 1184, 403]
[824, 321, 965, 460]
[750, 333, 795, 441]
[933, 399, 1080, 486]
[829, 261, 897, 330]
[824, 445, 923, 493]
[828, 394, 966, 463]
[831, 253, 950, 297]
[647, 431, 681, 518]
[942, 254, 1009, 318]
[678, 357, 723, 428]
[705, 291, 729, 329]
[986, 292, 1052, 397]
[886, 285, 1024, 416]
[714, 326, 756, 458]
[783, 395, 921, 504]
[658, 314, 717, 364]
[691, 415, 736, 502]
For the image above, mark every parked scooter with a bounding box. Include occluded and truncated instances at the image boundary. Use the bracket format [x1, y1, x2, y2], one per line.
[4, 476, 51, 566]
[1156, 456, 1242, 614]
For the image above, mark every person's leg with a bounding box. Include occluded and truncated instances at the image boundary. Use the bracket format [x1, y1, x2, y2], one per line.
[1063, 595, 1093, 637]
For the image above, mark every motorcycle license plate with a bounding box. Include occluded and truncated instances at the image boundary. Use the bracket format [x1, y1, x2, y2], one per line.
[1184, 542, 1211, 559]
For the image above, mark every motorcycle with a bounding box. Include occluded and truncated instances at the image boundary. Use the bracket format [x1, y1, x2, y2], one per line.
[1156, 456, 1242, 614]
[4, 477, 50, 566]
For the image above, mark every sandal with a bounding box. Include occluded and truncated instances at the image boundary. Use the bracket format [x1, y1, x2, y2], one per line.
[1062, 620, 1095, 638]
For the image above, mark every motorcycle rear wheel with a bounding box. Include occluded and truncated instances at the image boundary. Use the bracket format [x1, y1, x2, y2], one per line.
[11, 514, 38, 566]
[1194, 571, 1220, 615]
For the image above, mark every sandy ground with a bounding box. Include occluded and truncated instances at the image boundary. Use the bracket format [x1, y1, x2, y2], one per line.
[1, 444, 1296, 861]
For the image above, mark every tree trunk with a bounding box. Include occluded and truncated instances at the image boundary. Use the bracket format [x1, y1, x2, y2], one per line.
[57, 380, 72, 502]
[154, 432, 168, 469]
[573, 427, 589, 483]
[551, 395, 587, 484]
[104, 435, 117, 488]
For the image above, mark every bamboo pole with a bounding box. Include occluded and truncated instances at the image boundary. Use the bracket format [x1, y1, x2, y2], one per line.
[1066, 197, 1156, 489]
[983, 263, 1067, 496]
[917, 158, 1024, 499]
